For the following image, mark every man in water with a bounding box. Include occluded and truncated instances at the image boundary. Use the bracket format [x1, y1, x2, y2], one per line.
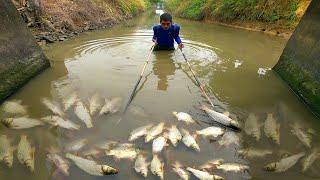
[152, 13, 184, 51]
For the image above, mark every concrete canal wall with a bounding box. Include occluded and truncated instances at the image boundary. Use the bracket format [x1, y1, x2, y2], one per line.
[274, 0, 320, 117]
[0, 0, 50, 102]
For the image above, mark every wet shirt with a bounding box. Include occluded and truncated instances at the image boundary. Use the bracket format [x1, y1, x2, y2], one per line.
[152, 24, 182, 48]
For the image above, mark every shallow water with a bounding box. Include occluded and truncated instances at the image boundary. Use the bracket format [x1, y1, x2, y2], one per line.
[1, 11, 320, 180]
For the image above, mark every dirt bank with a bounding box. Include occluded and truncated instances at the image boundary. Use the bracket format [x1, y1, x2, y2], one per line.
[11, 0, 148, 44]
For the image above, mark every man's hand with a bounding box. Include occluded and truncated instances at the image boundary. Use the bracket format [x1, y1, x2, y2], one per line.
[178, 43, 184, 50]
[152, 39, 157, 45]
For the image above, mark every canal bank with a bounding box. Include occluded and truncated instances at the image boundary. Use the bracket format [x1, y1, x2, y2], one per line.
[0, 0, 50, 102]
[11, 0, 149, 44]
[274, 0, 320, 117]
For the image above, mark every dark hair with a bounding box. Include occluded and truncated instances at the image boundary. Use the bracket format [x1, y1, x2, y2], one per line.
[160, 13, 172, 22]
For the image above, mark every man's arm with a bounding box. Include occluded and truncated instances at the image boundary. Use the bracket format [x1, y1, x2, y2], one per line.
[174, 25, 184, 49]
[152, 26, 157, 44]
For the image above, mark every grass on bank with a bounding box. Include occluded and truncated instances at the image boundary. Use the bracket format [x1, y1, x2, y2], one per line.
[165, 0, 310, 28]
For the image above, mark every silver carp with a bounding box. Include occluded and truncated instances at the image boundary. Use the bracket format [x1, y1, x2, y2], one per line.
[17, 135, 35, 172]
[264, 113, 280, 145]
[106, 144, 138, 160]
[145, 123, 165, 143]
[152, 134, 168, 153]
[150, 154, 164, 179]
[218, 131, 240, 147]
[244, 113, 261, 141]
[200, 104, 240, 130]
[66, 153, 118, 176]
[66, 139, 88, 152]
[187, 167, 224, 180]
[196, 126, 225, 138]
[47, 153, 70, 176]
[168, 125, 182, 147]
[181, 129, 200, 152]
[264, 152, 305, 172]
[2, 100, 27, 115]
[172, 162, 189, 180]
[0, 135, 14, 168]
[238, 148, 272, 158]
[42, 98, 65, 117]
[1, 116, 44, 129]
[172, 111, 195, 124]
[41, 116, 80, 130]
[99, 97, 122, 115]
[128, 124, 153, 142]
[134, 154, 149, 177]
[302, 149, 319, 172]
[63, 92, 78, 111]
[88, 92, 102, 115]
[216, 163, 249, 173]
[291, 124, 312, 148]
[74, 101, 93, 128]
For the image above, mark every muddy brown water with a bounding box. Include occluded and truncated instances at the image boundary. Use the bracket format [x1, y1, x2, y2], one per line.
[1, 11, 320, 180]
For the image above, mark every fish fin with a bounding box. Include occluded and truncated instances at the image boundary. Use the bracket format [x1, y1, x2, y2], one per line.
[223, 111, 230, 116]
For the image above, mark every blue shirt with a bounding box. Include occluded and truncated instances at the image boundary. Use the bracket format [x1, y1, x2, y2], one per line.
[152, 24, 182, 47]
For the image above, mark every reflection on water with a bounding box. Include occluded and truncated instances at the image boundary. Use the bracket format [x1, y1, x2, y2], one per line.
[1, 11, 320, 180]
[153, 52, 177, 91]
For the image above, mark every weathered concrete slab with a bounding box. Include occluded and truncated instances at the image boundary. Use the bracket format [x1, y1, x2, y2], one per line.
[273, 0, 320, 117]
[0, 0, 50, 101]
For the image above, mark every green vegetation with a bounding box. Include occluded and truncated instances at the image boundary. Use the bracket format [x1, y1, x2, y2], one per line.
[165, 0, 308, 28]
[274, 55, 320, 117]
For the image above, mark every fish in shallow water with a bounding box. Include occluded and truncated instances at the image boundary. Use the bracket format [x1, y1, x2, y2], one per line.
[187, 167, 224, 180]
[291, 124, 312, 148]
[145, 123, 165, 143]
[66, 153, 118, 176]
[181, 129, 200, 152]
[264, 113, 280, 145]
[74, 101, 93, 128]
[172, 111, 195, 124]
[0, 135, 14, 168]
[105, 144, 138, 160]
[128, 124, 153, 141]
[63, 92, 78, 111]
[88, 92, 102, 115]
[263, 152, 305, 172]
[237, 148, 272, 158]
[199, 159, 224, 171]
[95, 140, 118, 150]
[2, 100, 27, 115]
[66, 139, 88, 152]
[134, 154, 149, 177]
[302, 149, 319, 172]
[216, 163, 249, 173]
[200, 104, 240, 130]
[47, 153, 70, 176]
[1, 116, 44, 129]
[152, 134, 168, 153]
[17, 135, 35, 172]
[150, 154, 164, 179]
[128, 104, 148, 117]
[196, 126, 225, 138]
[99, 97, 122, 115]
[42, 98, 65, 117]
[168, 125, 182, 147]
[244, 113, 261, 141]
[172, 162, 189, 180]
[41, 116, 80, 130]
[218, 131, 240, 147]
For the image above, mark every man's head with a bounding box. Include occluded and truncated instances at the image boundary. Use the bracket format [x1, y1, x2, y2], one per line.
[160, 13, 172, 30]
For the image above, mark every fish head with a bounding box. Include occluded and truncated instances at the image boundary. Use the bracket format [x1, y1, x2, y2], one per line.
[25, 160, 35, 172]
[172, 111, 178, 116]
[213, 175, 224, 180]
[101, 165, 118, 175]
[263, 163, 277, 171]
[4, 155, 13, 168]
[2, 118, 13, 127]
